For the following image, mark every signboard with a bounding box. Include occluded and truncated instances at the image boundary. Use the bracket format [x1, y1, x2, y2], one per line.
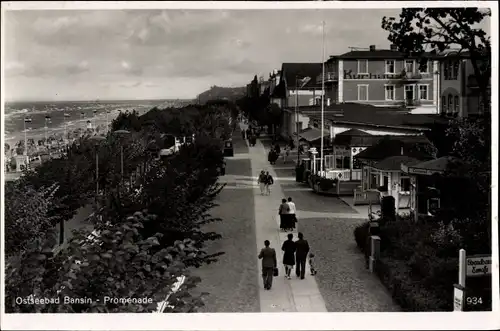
[453, 284, 465, 312]
[466, 255, 492, 277]
[343, 69, 428, 80]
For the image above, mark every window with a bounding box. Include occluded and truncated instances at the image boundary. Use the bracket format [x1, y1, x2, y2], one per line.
[454, 96, 459, 113]
[385, 85, 395, 101]
[400, 177, 411, 192]
[404, 84, 415, 101]
[404, 60, 415, 73]
[448, 94, 453, 113]
[418, 85, 429, 100]
[441, 96, 447, 113]
[357, 60, 368, 74]
[444, 60, 459, 80]
[385, 60, 395, 74]
[419, 59, 429, 73]
[357, 84, 369, 101]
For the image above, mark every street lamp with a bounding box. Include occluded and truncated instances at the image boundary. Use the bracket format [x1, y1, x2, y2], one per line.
[89, 136, 106, 197]
[113, 129, 130, 180]
[295, 75, 311, 165]
[309, 147, 318, 174]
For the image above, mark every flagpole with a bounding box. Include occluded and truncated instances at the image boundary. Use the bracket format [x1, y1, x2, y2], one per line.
[24, 118, 28, 164]
[320, 20, 326, 175]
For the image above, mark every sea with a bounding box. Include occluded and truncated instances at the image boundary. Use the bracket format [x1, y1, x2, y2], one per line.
[3, 99, 193, 145]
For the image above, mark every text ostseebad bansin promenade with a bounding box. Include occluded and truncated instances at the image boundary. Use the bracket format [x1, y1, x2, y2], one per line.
[15, 295, 153, 305]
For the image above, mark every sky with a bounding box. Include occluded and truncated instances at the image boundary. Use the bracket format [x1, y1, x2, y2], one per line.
[3, 5, 492, 102]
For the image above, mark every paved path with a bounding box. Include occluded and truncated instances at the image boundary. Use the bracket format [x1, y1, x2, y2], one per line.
[245, 137, 328, 312]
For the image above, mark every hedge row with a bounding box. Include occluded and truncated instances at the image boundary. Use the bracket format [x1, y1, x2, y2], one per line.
[353, 221, 452, 311]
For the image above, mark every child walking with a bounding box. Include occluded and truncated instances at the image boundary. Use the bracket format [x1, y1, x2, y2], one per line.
[309, 252, 317, 276]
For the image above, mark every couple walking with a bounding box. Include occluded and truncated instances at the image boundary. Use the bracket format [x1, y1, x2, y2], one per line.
[257, 170, 274, 195]
[257, 233, 316, 290]
[282, 232, 314, 280]
[278, 197, 297, 231]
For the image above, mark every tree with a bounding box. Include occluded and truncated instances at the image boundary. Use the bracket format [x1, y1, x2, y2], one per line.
[5, 209, 206, 313]
[382, 8, 491, 112]
[4, 181, 59, 257]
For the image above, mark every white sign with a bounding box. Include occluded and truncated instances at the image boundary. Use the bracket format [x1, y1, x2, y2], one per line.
[466, 255, 492, 277]
[453, 284, 465, 312]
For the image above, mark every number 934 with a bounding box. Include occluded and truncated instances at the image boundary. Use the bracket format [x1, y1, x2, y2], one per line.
[467, 297, 483, 305]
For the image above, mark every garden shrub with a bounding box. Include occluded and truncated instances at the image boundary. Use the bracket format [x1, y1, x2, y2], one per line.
[380, 196, 396, 222]
[354, 221, 370, 252]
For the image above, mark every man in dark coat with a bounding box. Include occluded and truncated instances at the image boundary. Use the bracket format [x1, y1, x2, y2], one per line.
[258, 240, 277, 290]
[294, 232, 310, 279]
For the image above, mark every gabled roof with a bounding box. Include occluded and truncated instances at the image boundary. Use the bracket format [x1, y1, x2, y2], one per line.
[338, 49, 435, 60]
[280, 63, 323, 90]
[410, 156, 461, 172]
[337, 129, 372, 137]
[355, 136, 434, 161]
[372, 155, 422, 171]
[299, 128, 329, 142]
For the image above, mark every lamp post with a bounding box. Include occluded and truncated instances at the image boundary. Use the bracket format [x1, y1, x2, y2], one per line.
[113, 129, 130, 180]
[320, 20, 326, 175]
[309, 147, 318, 175]
[89, 136, 106, 198]
[295, 75, 311, 165]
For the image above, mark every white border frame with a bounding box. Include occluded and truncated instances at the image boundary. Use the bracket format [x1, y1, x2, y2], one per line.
[384, 84, 396, 101]
[357, 59, 369, 74]
[1, 1, 499, 331]
[418, 84, 430, 100]
[357, 84, 369, 101]
[385, 59, 396, 74]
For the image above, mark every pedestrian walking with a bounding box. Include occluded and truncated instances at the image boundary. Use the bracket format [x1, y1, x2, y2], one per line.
[274, 143, 281, 156]
[284, 145, 290, 163]
[257, 170, 266, 195]
[258, 240, 277, 290]
[265, 171, 274, 195]
[309, 252, 317, 275]
[281, 233, 296, 279]
[287, 197, 297, 230]
[278, 198, 290, 231]
[241, 129, 246, 140]
[295, 232, 310, 279]
[250, 135, 257, 146]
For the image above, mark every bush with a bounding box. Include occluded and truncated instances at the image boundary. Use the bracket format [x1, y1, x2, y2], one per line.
[354, 221, 370, 252]
[375, 257, 450, 311]
[319, 177, 338, 191]
[381, 196, 396, 222]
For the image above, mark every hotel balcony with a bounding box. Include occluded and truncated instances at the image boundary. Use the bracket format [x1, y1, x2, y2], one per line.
[388, 71, 423, 82]
[316, 72, 338, 84]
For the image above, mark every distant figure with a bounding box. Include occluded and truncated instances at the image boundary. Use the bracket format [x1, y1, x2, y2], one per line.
[264, 171, 274, 195]
[281, 233, 296, 280]
[274, 143, 281, 156]
[257, 170, 266, 195]
[287, 197, 297, 230]
[295, 232, 310, 279]
[309, 252, 317, 276]
[278, 198, 290, 231]
[258, 240, 277, 290]
[284, 145, 291, 163]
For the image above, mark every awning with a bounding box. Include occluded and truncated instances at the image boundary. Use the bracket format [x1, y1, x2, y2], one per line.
[299, 128, 329, 142]
[401, 156, 461, 175]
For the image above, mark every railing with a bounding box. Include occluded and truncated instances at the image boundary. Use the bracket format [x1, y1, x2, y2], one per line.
[353, 189, 380, 206]
[402, 72, 422, 80]
[316, 72, 338, 84]
[324, 169, 351, 181]
[351, 169, 362, 181]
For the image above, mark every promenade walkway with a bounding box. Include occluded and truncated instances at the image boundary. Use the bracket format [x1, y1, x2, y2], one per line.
[247, 137, 328, 312]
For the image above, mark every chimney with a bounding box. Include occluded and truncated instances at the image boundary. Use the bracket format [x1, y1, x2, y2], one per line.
[369, 45, 376, 51]
[390, 44, 398, 51]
